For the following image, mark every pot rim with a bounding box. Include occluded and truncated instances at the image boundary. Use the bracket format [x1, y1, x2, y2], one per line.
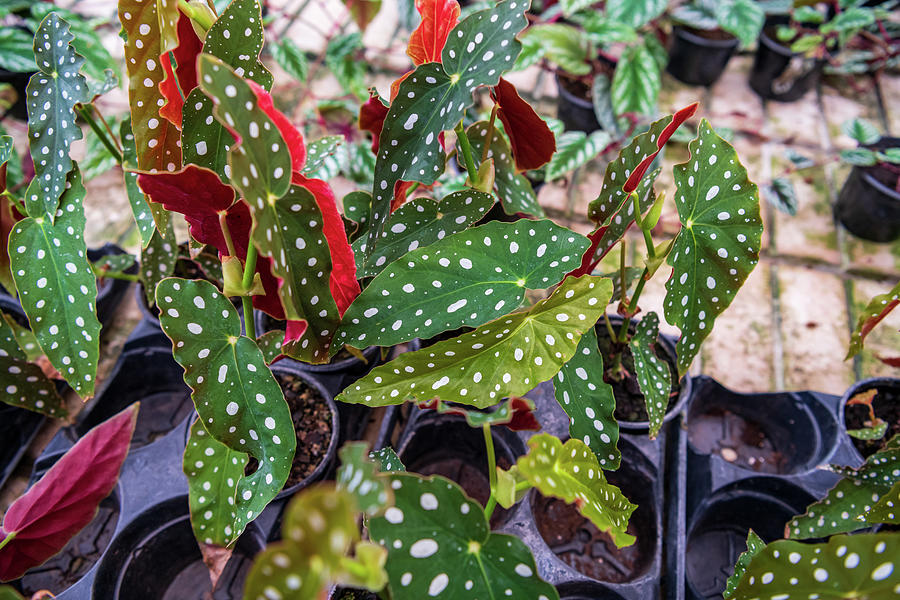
[836, 376, 900, 464]
[672, 24, 740, 49]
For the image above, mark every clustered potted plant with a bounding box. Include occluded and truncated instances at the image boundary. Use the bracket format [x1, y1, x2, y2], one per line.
[0, 0, 898, 599]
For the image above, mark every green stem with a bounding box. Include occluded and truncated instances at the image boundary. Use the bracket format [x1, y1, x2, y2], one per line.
[631, 191, 654, 259]
[2, 190, 26, 216]
[218, 212, 238, 257]
[241, 243, 258, 340]
[0, 530, 16, 552]
[618, 238, 627, 305]
[603, 312, 617, 341]
[481, 105, 498, 165]
[177, 0, 216, 33]
[455, 122, 478, 182]
[514, 480, 531, 493]
[482, 423, 498, 521]
[618, 267, 650, 343]
[77, 105, 123, 165]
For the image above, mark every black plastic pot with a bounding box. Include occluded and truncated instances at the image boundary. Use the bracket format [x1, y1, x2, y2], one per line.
[749, 22, 825, 102]
[0, 67, 33, 121]
[92, 495, 264, 600]
[666, 26, 739, 87]
[834, 137, 900, 242]
[555, 74, 602, 133]
[838, 377, 900, 461]
[556, 581, 628, 600]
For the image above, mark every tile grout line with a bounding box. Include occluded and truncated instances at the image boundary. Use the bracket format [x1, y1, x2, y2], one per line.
[760, 100, 785, 391]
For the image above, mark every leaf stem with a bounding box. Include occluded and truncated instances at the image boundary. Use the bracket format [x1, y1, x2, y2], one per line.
[603, 312, 617, 341]
[631, 191, 654, 259]
[76, 105, 123, 165]
[455, 122, 478, 182]
[481, 105, 498, 165]
[482, 423, 498, 520]
[218, 212, 239, 257]
[0, 530, 16, 552]
[2, 190, 26, 216]
[241, 243, 258, 340]
[618, 267, 649, 343]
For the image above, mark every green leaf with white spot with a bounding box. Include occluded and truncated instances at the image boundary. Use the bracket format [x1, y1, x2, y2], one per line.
[0, 316, 66, 418]
[140, 218, 177, 308]
[867, 481, 900, 525]
[370, 447, 405, 472]
[337, 220, 588, 349]
[337, 275, 612, 409]
[848, 421, 888, 440]
[156, 278, 295, 538]
[604, 0, 666, 28]
[716, 0, 764, 48]
[554, 327, 619, 469]
[665, 119, 762, 376]
[2, 313, 42, 362]
[627, 312, 671, 438]
[463, 121, 543, 217]
[184, 416, 247, 547]
[545, 130, 611, 181]
[345, 141, 376, 186]
[352, 190, 494, 278]
[366, 0, 528, 260]
[302, 135, 348, 181]
[93, 254, 136, 276]
[270, 38, 308, 82]
[723, 530, 765, 599]
[842, 118, 881, 146]
[23, 13, 89, 220]
[0, 27, 36, 73]
[369, 473, 559, 600]
[256, 330, 284, 365]
[787, 440, 900, 539]
[343, 190, 372, 242]
[516, 433, 636, 547]
[337, 442, 393, 516]
[121, 118, 164, 247]
[841, 148, 879, 166]
[611, 41, 659, 119]
[9, 167, 100, 399]
[729, 533, 899, 600]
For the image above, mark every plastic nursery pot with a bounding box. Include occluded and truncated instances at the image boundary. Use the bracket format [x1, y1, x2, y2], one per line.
[555, 73, 602, 133]
[555, 581, 628, 600]
[397, 410, 526, 528]
[0, 67, 33, 121]
[595, 315, 692, 434]
[666, 26, 740, 87]
[748, 22, 825, 102]
[839, 377, 900, 461]
[89, 243, 139, 328]
[686, 376, 838, 475]
[92, 496, 264, 600]
[531, 439, 659, 585]
[833, 136, 900, 243]
[15, 473, 122, 597]
[684, 478, 815, 599]
[328, 587, 379, 600]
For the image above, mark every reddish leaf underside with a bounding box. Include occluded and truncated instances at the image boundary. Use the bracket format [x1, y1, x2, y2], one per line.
[359, 91, 389, 154]
[491, 78, 556, 171]
[159, 12, 203, 129]
[407, 0, 460, 65]
[250, 81, 306, 172]
[0, 404, 138, 581]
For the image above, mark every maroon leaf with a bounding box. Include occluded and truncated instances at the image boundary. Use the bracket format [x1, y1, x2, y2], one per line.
[159, 12, 203, 129]
[491, 78, 556, 171]
[0, 404, 138, 581]
[417, 397, 540, 432]
[623, 102, 698, 194]
[359, 91, 389, 154]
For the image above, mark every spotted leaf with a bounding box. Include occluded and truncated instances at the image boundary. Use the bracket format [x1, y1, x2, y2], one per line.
[2, 314, 41, 362]
[23, 13, 89, 220]
[554, 327, 619, 469]
[723, 530, 765, 599]
[463, 121, 543, 217]
[627, 312, 671, 438]
[729, 533, 899, 600]
[338, 220, 588, 349]
[366, 0, 528, 259]
[140, 219, 177, 308]
[118, 0, 182, 173]
[867, 481, 900, 525]
[256, 330, 285, 365]
[0, 138, 21, 293]
[419, 396, 540, 431]
[610, 42, 659, 119]
[245, 483, 388, 600]
[369, 473, 558, 600]
[302, 135, 349, 181]
[0, 316, 66, 418]
[544, 130, 611, 182]
[9, 167, 100, 399]
[352, 190, 493, 277]
[787, 439, 900, 539]
[604, 0, 666, 28]
[121, 118, 167, 244]
[184, 417, 247, 548]
[338, 275, 612, 409]
[372, 448, 405, 473]
[847, 280, 900, 360]
[156, 278, 296, 538]
[337, 442, 393, 516]
[664, 119, 762, 376]
[516, 434, 636, 547]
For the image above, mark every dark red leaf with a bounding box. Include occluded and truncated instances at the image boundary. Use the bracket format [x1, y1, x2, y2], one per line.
[491, 78, 556, 171]
[159, 12, 203, 129]
[0, 404, 138, 581]
[566, 226, 609, 279]
[877, 354, 900, 367]
[249, 81, 306, 172]
[505, 396, 541, 431]
[359, 91, 390, 154]
[407, 0, 460, 65]
[623, 102, 698, 193]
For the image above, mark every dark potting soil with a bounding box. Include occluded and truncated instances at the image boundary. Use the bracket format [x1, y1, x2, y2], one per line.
[532, 493, 654, 583]
[844, 387, 900, 458]
[596, 326, 680, 423]
[279, 373, 333, 487]
[333, 588, 379, 600]
[687, 408, 787, 473]
[20, 495, 118, 595]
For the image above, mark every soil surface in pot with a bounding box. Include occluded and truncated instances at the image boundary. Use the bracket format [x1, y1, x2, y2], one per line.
[844, 386, 900, 458]
[532, 492, 653, 583]
[332, 588, 378, 600]
[20, 495, 118, 595]
[278, 372, 333, 487]
[688, 408, 786, 473]
[679, 25, 735, 41]
[596, 325, 680, 423]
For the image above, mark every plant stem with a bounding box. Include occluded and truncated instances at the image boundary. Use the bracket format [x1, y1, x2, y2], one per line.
[2, 191, 26, 216]
[481, 105, 498, 164]
[455, 122, 478, 182]
[0, 530, 16, 552]
[603, 312, 617, 341]
[218, 212, 238, 257]
[482, 423, 498, 520]
[77, 105, 123, 165]
[241, 243, 258, 340]
[618, 238, 627, 305]
[91, 103, 123, 155]
[632, 191, 654, 259]
[618, 266, 650, 343]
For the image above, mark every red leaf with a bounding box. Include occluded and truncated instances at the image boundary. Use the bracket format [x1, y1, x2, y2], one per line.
[407, 0, 460, 65]
[491, 78, 556, 171]
[359, 91, 389, 154]
[0, 405, 138, 581]
[158, 12, 203, 129]
[505, 396, 541, 432]
[249, 81, 306, 172]
[566, 226, 609, 279]
[623, 102, 698, 193]
[877, 354, 900, 368]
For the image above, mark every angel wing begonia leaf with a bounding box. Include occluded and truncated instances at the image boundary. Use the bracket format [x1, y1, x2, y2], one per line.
[408, 0, 460, 65]
[370, 447, 405, 472]
[119, 0, 181, 173]
[302, 136, 346, 180]
[352, 189, 494, 277]
[867, 481, 900, 525]
[664, 120, 762, 376]
[627, 312, 671, 438]
[516, 434, 636, 547]
[0, 316, 66, 418]
[158, 12, 202, 129]
[23, 13, 89, 219]
[554, 327, 620, 469]
[611, 42, 659, 119]
[156, 278, 295, 537]
[337, 220, 588, 348]
[368, 473, 558, 600]
[140, 218, 177, 307]
[336, 442, 392, 516]
[0, 404, 137, 581]
[337, 275, 612, 409]
[491, 77, 556, 171]
[366, 0, 528, 259]
[605, 0, 667, 28]
[9, 167, 101, 399]
[723, 530, 765, 599]
[121, 118, 166, 246]
[0, 137, 22, 292]
[846, 280, 900, 360]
